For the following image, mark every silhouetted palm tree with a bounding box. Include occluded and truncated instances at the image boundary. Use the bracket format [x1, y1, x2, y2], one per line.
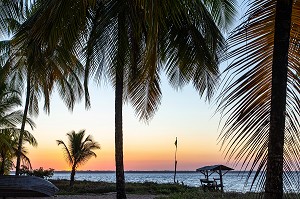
[218, 1, 299, 198]
[0, 79, 36, 175]
[56, 130, 100, 186]
[0, 10, 84, 175]
[0, 128, 37, 175]
[83, 2, 236, 198]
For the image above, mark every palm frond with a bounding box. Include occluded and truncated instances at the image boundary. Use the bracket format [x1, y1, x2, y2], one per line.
[57, 130, 100, 170]
[0, 0, 34, 35]
[56, 139, 73, 166]
[217, 0, 300, 193]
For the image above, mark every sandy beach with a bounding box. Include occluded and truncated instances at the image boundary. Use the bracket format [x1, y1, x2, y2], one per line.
[6, 193, 161, 199]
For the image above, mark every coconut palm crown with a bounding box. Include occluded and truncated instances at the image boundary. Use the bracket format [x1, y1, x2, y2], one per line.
[56, 130, 100, 186]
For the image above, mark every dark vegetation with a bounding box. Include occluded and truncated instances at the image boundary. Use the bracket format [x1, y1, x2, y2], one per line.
[47, 180, 277, 198]
[19, 166, 54, 179]
[51, 180, 300, 198]
[50, 180, 190, 195]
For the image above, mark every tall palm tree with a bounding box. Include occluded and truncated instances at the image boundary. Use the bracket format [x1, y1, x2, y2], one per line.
[218, 1, 299, 198]
[0, 78, 36, 175]
[15, 1, 236, 198]
[0, 10, 85, 175]
[83, 2, 236, 198]
[56, 130, 100, 186]
[11, 44, 84, 175]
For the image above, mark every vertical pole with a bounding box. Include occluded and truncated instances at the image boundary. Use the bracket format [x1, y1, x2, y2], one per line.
[219, 168, 224, 192]
[174, 137, 178, 183]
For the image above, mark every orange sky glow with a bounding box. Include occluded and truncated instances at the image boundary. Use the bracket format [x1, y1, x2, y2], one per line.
[27, 134, 228, 171]
[21, 75, 233, 172]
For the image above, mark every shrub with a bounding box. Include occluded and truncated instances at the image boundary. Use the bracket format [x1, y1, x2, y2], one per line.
[20, 165, 54, 179]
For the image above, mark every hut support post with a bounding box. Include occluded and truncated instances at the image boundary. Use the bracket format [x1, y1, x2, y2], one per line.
[219, 168, 224, 192]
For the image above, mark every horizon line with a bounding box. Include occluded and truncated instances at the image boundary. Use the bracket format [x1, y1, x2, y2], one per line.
[52, 170, 242, 173]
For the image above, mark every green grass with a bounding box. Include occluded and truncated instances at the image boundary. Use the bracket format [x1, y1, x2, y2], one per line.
[159, 191, 300, 199]
[50, 180, 116, 195]
[156, 190, 258, 199]
[125, 181, 191, 195]
[50, 180, 300, 199]
[50, 180, 189, 195]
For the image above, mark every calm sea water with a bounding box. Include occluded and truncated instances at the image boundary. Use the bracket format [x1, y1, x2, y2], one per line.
[50, 171, 259, 193]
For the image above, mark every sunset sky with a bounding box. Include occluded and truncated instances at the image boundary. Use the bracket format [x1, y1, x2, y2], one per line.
[13, 2, 247, 172]
[24, 71, 231, 171]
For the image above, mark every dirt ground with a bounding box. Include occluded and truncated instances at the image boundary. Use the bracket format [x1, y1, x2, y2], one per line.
[6, 193, 163, 199]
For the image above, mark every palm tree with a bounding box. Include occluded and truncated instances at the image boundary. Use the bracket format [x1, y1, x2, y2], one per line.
[15, 1, 236, 198]
[0, 9, 85, 175]
[218, 1, 299, 198]
[11, 44, 84, 176]
[83, 2, 236, 198]
[56, 130, 100, 186]
[0, 78, 36, 175]
[0, 128, 37, 175]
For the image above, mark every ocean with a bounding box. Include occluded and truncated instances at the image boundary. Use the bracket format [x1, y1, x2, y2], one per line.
[50, 171, 259, 193]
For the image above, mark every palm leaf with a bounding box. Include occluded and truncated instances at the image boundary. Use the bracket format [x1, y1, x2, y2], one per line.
[56, 139, 73, 166]
[217, 0, 300, 194]
[57, 130, 100, 169]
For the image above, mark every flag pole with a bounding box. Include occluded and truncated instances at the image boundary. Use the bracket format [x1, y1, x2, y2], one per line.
[174, 137, 177, 183]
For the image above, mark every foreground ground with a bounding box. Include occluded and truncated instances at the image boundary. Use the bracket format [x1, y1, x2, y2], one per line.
[48, 180, 257, 199]
[8, 180, 299, 199]
[7, 193, 158, 199]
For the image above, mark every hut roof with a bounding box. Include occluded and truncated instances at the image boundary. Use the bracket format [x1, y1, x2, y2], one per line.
[196, 164, 234, 172]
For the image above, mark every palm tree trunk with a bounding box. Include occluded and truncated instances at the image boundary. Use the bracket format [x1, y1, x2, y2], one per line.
[70, 164, 76, 186]
[114, 11, 126, 199]
[115, 70, 126, 199]
[264, 1, 292, 198]
[15, 73, 31, 176]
